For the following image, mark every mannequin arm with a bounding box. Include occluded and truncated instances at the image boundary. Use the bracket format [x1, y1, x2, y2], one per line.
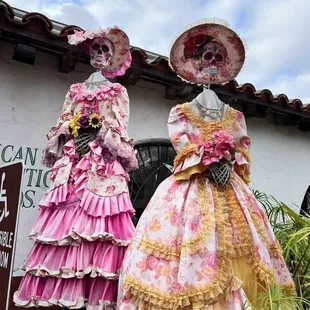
[42, 92, 73, 167]
[95, 85, 138, 172]
[168, 105, 207, 181]
[233, 111, 251, 185]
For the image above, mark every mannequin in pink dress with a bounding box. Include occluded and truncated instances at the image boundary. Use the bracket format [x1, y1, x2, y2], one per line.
[14, 26, 137, 310]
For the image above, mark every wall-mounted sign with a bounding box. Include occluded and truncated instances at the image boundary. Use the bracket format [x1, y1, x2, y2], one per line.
[0, 162, 23, 310]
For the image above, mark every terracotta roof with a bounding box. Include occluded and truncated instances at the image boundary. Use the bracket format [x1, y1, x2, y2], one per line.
[0, 0, 310, 123]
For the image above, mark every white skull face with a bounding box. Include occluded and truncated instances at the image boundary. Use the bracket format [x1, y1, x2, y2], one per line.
[89, 37, 114, 69]
[196, 42, 227, 78]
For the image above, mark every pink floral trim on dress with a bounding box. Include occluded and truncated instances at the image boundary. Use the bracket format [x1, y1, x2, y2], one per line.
[69, 82, 125, 102]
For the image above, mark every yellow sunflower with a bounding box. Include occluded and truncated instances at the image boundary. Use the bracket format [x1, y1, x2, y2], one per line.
[69, 113, 81, 137]
[71, 125, 80, 137]
[89, 113, 102, 129]
[69, 113, 81, 129]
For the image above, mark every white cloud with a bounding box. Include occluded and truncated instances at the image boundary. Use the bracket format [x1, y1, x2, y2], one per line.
[7, 0, 310, 103]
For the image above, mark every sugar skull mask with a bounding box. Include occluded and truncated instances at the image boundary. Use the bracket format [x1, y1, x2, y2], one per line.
[197, 42, 227, 78]
[89, 37, 115, 69]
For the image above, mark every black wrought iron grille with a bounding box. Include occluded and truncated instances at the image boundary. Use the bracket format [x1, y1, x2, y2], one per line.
[128, 139, 176, 223]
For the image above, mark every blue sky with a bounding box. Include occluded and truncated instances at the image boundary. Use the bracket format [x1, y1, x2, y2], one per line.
[8, 0, 310, 103]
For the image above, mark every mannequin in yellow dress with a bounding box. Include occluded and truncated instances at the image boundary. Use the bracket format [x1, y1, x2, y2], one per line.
[117, 20, 295, 309]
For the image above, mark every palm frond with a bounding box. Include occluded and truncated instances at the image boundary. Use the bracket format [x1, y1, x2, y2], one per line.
[253, 189, 310, 309]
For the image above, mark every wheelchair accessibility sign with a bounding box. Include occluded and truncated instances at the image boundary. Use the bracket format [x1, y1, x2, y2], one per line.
[0, 162, 23, 310]
[0, 172, 10, 223]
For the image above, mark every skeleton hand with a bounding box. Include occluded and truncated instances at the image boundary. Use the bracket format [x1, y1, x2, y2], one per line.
[207, 161, 232, 187]
[74, 132, 97, 155]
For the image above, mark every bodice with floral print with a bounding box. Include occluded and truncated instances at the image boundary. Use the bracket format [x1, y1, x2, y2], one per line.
[43, 82, 137, 172]
[117, 103, 295, 310]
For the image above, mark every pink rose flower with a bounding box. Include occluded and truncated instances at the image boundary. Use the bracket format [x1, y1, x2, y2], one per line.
[202, 141, 214, 152]
[202, 151, 219, 165]
[146, 255, 158, 270]
[212, 130, 234, 146]
[201, 130, 235, 165]
[214, 140, 234, 161]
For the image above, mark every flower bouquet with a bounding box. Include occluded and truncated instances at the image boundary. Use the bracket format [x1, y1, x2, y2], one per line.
[69, 112, 102, 155]
[202, 130, 235, 187]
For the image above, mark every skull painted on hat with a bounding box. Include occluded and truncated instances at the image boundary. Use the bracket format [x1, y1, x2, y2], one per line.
[169, 21, 246, 85]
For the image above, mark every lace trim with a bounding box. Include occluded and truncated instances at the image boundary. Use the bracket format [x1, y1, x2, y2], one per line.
[180, 104, 235, 143]
[124, 276, 243, 310]
[231, 178, 278, 254]
[127, 181, 295, 308]
[181, 178, 215, 253]
[225, 185, 252, 260]
[173, 105, 237, 169]
[226, 185, 295, 294]
[138, 238, 180, 260]
[240, 184, 283, 258]
[125, 179, 235, 308]
[22, 264, 120, 280]
[138, 178, 216, 260]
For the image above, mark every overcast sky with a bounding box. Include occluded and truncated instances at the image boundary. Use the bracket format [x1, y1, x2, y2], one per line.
[8, 0, 310, 103]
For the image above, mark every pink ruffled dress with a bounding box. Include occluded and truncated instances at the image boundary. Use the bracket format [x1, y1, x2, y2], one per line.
[14, 82, 137, 309]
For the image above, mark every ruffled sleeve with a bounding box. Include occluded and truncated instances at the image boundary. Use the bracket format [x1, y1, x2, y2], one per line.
[168, 105, 206, 181]
[96, 85, 138, 172]
[233, 111, 251, 185]
[42, 91, 73, 168]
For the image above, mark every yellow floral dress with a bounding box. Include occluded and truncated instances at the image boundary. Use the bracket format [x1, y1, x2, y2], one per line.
[117, 103, 295, 309]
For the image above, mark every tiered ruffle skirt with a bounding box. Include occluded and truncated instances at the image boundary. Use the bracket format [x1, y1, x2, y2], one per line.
[14, 140, 135, 309]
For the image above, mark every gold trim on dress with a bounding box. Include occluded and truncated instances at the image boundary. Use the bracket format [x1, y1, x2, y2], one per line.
[138, 177, 215, 259]
[225, 182, 296, 295]
[180, 103, 235, 143]
[125, 180, 237, 309]
[127, 180, 295, 309]
[174, 162, 208, 182]
[125, 105, 295, 308]
[173, 142, 198, 169]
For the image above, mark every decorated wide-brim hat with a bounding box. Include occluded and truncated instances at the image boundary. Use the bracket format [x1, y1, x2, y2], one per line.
[68, 26, 132, 79]
[169, 19, 245, 85]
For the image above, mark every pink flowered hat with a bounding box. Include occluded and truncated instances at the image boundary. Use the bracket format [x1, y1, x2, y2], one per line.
[68, 26, 132, 78]
[169, 19, 246, 85]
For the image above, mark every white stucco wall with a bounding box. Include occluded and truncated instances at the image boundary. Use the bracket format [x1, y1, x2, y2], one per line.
[0, 43, 309, 275]
[247, 118, 310, 209]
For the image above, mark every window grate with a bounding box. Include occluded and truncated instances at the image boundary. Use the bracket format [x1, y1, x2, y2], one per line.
[129, 139, 176, 222]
